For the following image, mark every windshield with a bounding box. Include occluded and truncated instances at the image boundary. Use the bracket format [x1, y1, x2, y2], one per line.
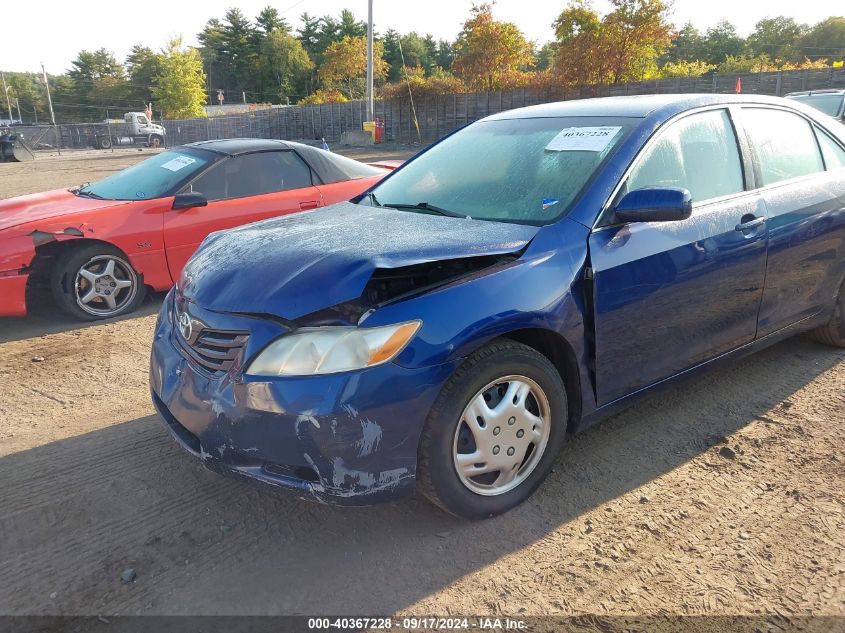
[78, 148, 216, 201]
[369, 116, 632, 224]
[788, 94, 844, 118]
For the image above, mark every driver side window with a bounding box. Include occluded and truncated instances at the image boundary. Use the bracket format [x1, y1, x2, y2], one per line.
[189, 151, 313, 202]
[625, 109, 744, 204]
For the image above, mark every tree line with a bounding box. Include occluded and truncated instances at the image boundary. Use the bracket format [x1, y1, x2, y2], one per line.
[2, 1, 843, 123]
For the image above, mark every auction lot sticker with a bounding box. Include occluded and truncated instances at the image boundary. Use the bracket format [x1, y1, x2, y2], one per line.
[545, 126, 622, 152]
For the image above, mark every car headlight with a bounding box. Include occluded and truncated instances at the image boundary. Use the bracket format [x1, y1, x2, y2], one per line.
[246, 321, 421, 377]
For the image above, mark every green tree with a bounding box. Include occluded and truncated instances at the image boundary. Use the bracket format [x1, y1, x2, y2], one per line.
[664, 22, 704, 63]
[256, 6, 290, 34]
[700, 20, 746, 65]
[747, 16, 806, 61]
[152, 38, 207, 118]
[260, 31, 314, 102]
[799, 17, 845, 63]
[125, 45, 162, 106]
[536, 42, 557, 71]
[452, 3, 535, 90]
[221, 9, 260, 96]
[198, 18, 229, 98]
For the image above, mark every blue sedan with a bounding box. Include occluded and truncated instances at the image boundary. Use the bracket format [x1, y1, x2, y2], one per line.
[150, 94, 845, 518]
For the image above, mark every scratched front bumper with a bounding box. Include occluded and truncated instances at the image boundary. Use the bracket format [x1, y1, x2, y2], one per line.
[150, 292, 456, 505]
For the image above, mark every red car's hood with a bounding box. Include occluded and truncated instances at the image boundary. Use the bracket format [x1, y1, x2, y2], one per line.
[0, 189, 132, 232]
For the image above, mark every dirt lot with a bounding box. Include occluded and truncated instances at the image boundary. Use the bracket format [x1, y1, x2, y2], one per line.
[0, 149, 843, 626]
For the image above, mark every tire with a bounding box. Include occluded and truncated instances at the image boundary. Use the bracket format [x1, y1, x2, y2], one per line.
[417, 339, 568, 519]
[50, 244, 146, 321]
[148, 135, 163, 148]
[98, 136, 112, 150]
[810, 279, 845, 347]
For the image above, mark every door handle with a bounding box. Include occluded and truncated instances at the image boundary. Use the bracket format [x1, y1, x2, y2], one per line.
[299, 200, 320, 210]
[735, 215, 766, 232]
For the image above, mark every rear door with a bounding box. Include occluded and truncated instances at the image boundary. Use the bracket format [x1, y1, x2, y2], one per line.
[738, 106, 845, 337]
[588, 107, 768, 405]
[162, 150, 322, 281]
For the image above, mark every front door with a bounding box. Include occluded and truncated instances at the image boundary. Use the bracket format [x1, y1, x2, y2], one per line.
[163, 150, 321, 281]
[589, 108, 768, 405]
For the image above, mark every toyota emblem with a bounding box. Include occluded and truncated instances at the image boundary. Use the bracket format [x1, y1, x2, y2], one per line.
[179, 312, 193, 341]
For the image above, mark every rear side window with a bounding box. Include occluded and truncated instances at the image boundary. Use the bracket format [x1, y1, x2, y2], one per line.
[816, 128, 845, 171]
[626, 109, 743, 203]
[742, 108, 824, 186]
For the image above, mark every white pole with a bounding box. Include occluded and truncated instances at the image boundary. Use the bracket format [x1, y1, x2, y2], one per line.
[1, 73, 12, 122]
[366, 0, 374, 122]
[41, 63, 60, 155]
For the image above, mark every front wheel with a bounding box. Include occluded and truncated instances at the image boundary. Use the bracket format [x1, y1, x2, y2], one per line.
[51, 245, 146, 321]
[148, 135, 163, 148]
[417, 340, 568, 519]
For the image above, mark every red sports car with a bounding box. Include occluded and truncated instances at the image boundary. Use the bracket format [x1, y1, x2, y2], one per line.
[0, 139, 395, 320]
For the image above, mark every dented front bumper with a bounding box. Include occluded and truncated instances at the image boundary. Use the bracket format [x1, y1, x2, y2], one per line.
[150, 292, 456, 505]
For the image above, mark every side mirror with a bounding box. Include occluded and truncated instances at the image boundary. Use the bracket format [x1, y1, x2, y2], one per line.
[172, 192, 208, 210]
[614, 187, 692, 223]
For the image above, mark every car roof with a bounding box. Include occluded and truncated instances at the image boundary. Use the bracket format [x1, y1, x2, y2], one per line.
[785, 89, 845, 97]
[484, 93, 801, 121]
[184, 138, 299, 156]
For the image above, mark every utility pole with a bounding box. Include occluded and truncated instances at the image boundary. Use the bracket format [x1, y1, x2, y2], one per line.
[15, 98, 22, 124]
[1, 72, 12, 122]
[365, 0, 374, 122]
[41, 63, 60, 155]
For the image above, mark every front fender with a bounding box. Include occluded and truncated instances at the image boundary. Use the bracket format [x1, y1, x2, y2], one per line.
[364, 218, 592, 375]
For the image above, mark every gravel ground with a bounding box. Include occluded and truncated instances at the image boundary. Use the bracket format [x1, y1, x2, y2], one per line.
[0, 148, 843, 627]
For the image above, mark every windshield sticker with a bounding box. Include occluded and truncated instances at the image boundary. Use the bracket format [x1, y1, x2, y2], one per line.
[545, 126, 622, 152]
[160, 155, 197, 172]
[542, 198, 559, 210]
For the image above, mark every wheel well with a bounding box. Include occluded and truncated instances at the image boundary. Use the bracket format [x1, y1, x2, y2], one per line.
[500, 328, 583, 433]
[28, 238, 130, 292]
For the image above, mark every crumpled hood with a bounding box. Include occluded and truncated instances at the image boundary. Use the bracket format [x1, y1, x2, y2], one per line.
[180, 202, 539, 320]
[0, 188, 130, 232]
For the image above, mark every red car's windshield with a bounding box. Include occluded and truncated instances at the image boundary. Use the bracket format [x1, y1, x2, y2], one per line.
[77, 148, 216, 201]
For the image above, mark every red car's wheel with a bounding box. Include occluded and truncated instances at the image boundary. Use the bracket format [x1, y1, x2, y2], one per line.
[51, 244, 147, 321]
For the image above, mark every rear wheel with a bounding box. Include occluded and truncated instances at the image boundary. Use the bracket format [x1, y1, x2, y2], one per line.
[97, 136, 112, 150]
[51, 244, 146, 321]
[417, 340, 567, 519]
[810, 279, 845, 347]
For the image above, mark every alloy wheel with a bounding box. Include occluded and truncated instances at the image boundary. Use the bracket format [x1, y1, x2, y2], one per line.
[73, 255, 137, 317]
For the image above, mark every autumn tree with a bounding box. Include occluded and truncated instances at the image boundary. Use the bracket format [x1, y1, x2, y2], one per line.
[452, 3, 535, 90]
[319, 36, 387, 99]
[553, 0, 672, 85]
[152, 38, 207, 118]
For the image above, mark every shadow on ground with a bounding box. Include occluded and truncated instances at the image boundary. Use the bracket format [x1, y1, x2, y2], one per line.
[1, 336, 841, 617]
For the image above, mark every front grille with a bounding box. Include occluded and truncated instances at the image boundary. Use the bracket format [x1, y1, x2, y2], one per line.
[177, 328, 249, 374]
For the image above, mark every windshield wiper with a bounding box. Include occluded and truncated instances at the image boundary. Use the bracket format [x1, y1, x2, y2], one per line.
[384, 201, 464, 218]
[361, 191, 383, 207]
[73, 183, 105, 199]
[77, 190, 105, 199]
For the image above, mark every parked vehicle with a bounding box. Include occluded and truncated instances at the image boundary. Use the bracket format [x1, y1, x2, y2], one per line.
[151, 95, 845, 518]
[89, 112, 167, 149]
[785, 90, 845, 122]
[0, 139, 393, 320]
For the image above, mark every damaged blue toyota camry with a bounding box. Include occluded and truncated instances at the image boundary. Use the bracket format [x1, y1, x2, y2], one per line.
[150, 94, 845, 518]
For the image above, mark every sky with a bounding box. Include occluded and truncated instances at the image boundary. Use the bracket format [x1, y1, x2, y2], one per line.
[1, 0, 839, 74]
